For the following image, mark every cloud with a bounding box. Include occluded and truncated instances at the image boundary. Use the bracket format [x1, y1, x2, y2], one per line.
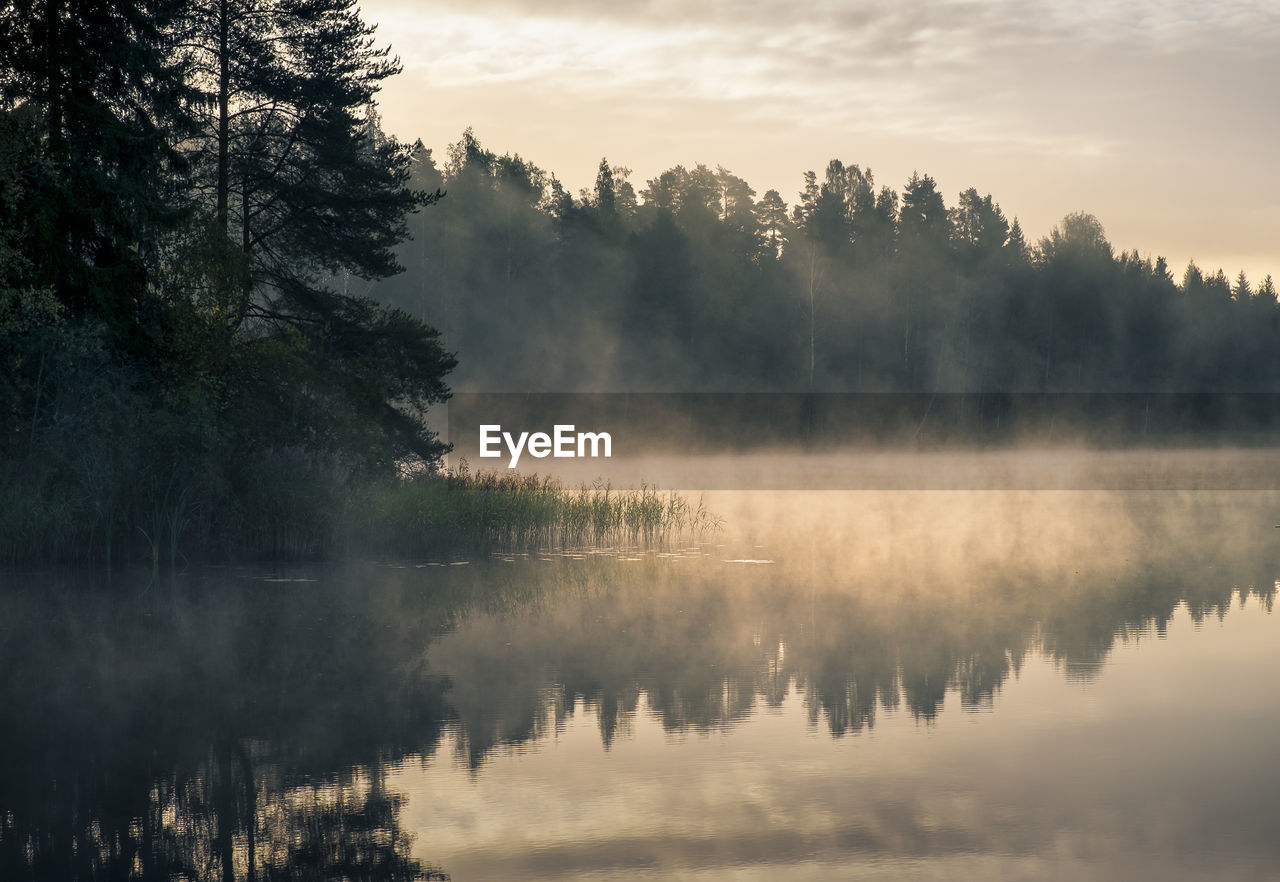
[371, 0, 1276, 153]
[364, 0, 1280, 278]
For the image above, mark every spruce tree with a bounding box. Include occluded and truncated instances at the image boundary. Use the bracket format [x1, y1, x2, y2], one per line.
[0, 0, 190, 332]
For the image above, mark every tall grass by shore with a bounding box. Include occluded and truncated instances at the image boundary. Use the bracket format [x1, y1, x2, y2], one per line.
[0, 457, 721, 565]
[343, 465, 722, 557]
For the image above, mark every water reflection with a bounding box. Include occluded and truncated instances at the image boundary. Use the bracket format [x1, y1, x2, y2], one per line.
[430, 556, 1275, 754]
[0, 574, 453, 881]
[2, 489, 1279, 879]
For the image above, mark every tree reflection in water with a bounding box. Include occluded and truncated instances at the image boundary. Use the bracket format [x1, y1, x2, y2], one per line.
[0, 574, 454, 881]
[1, 490, 1277, 878]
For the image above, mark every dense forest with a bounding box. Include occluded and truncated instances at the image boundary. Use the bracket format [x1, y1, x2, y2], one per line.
[0, 0, 453, 561]
[376, 128, 1280, 393]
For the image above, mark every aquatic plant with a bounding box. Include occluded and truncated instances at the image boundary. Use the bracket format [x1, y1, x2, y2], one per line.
[342, 462, 721, 556]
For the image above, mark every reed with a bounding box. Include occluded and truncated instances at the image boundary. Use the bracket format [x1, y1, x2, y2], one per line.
[342, 464, 721, 557]
[1, 456, 721, 564]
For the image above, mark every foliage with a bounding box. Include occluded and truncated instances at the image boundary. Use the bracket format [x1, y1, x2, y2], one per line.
[0, 0, 455, 563]
[344, 465, 722, 557]
[376, 130, 1280, 394]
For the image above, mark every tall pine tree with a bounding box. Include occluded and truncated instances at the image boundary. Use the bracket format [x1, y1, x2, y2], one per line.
[170, 0, 453, 465]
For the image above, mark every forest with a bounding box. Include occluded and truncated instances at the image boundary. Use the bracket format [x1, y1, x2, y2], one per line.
[379, 128, 1280, 393]
[2, 0, 1278, 563]
[0, 0, 454, 561]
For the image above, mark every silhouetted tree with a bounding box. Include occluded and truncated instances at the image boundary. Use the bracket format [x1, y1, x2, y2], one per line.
[755, 189, 791, 255]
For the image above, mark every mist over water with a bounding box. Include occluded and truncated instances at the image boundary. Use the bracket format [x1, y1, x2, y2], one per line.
[455, 446, 1280, 491]
[8, 0, 1278, 877]
[442, 392, 1280, 489]
[401, 479, 1280, 879]
[4, 452, 1278, 879]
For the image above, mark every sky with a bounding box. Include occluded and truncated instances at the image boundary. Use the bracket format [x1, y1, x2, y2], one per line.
[362, 0, 1280, 283]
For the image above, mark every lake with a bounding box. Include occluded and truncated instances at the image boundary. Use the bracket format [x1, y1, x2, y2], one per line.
[2, 452, 1279, 880]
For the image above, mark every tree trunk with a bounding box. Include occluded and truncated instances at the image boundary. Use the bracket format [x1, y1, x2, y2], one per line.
[216, 0, 231, 236]
[44, 0, 64, 153]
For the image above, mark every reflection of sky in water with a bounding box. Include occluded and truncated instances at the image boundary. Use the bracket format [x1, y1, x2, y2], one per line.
[3, 469, 1279, 880]
[391, 485, 1280, 879]
[399, 597, 1280, 881]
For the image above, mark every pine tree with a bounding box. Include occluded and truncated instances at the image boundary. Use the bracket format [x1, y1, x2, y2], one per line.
[754, 189, 790, 256]
[899, 171, 948, 249]
[174, 0, 432, 327]
[950, 188, 1008, 261]
[1258, 275, 1277, 303]
[0, 0, 191, 329]
[169, 0, 452, 465]
[1232, 270, 1252, 301]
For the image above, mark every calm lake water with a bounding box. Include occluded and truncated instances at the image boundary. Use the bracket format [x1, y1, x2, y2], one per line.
[3, 454, 1280, 880]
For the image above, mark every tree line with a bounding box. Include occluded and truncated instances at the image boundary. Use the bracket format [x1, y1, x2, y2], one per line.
[3, 0, 1278, 561]
[377, 129, 1280, 393]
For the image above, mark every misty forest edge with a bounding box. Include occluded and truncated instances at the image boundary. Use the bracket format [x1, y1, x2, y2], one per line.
[3, 0, 1279, 564]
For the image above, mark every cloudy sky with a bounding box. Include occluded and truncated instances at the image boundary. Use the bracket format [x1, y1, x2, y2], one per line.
[363, 0, 1279, 282]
